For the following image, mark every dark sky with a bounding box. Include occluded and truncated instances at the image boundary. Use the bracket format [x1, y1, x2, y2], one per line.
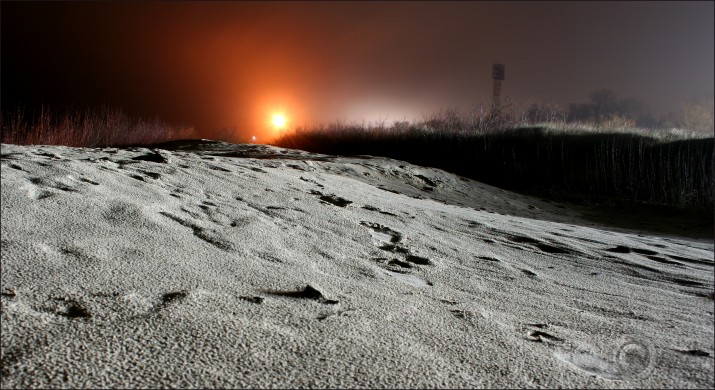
[2, 1, 713, 141]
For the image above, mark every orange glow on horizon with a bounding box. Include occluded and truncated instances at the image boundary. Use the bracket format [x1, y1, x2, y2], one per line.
[250, 92, 304, 143]
[272, 113, 287, 129]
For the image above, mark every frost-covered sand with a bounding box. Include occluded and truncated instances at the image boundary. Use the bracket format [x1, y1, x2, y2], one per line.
[1, 140, 713, 388]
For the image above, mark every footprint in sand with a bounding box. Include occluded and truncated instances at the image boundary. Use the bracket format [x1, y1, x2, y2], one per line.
[264, 284, 339, 305]
[361, 205, 397, 216]
[131, 151, 170, 164]
[24, 184, 54, 200]
[46, 298, 91, 319]
[522, 323, 563, 343]
[299, 176, 324, 188]
[157, 291, 189, 308]
[13, 292, 93, 321]
[159, 211, 235, 251]
[25, 174, 96, 199]
[116, 289, 217, 318]
[360, 221, 434, 286]
[506, 234, 576, 255]
[309, 190, 352, 207]
[319, 194, 352, 207]
[360, 221, 402, 244]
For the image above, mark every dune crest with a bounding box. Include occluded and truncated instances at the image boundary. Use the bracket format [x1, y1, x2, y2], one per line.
[1, 141, 713, 388]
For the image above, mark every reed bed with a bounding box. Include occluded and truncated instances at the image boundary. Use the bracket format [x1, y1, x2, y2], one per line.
[274, 116, 713, 208]
[1, 107, 194, 148]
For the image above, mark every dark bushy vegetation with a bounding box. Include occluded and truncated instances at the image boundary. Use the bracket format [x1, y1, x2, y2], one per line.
[1, 107, 194, 147]
[274, 121, 713, 208]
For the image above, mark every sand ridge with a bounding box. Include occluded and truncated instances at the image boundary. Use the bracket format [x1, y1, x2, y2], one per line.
[1, 140, 713, 388]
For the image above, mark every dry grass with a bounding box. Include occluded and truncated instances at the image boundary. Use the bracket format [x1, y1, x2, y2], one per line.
[1, 107, 195, 148]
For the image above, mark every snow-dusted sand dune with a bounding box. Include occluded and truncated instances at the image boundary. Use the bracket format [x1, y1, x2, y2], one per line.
[1, 140, 713, 388]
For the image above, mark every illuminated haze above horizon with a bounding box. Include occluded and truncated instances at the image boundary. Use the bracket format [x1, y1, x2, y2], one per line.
[2, 1, 713, 142]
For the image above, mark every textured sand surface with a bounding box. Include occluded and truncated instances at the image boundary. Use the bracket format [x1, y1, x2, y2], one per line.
[1, 140, 713, 388]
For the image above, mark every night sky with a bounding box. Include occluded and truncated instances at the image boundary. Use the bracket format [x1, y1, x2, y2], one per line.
[2, 1, 713, 141]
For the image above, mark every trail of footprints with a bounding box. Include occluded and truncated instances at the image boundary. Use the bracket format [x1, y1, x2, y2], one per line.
[10, 150, 173, 200]
[1, 284, 344, 324]
[14, 149, 269, 203]
[602, 244, 712, 294]
[464, 219, 713, 287]
[359, 221, 434, 286]
[7, 148, 713, 364]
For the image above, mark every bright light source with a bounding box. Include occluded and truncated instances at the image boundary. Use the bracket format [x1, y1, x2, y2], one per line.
[251, 135, 257, 142]
[272, 113, 287, 129]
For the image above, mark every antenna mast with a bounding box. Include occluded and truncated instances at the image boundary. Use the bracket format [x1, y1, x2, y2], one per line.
[491, 63, 505, 112]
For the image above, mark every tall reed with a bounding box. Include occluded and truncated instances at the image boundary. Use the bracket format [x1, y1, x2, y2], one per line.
[1, 107, 194, 147]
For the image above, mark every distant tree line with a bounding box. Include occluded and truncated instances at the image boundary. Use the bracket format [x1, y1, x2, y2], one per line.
[562, 89, 713, 133]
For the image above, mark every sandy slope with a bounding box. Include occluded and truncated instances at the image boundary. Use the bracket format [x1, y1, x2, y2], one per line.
[1, 140, 713, 389]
